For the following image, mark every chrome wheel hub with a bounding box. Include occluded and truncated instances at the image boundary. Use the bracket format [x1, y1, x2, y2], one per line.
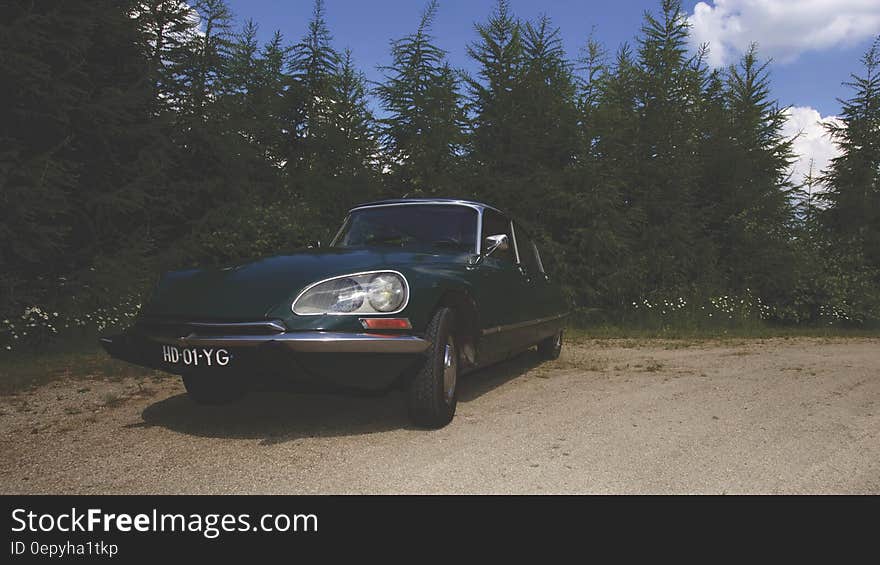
[443, 336, 457, 404]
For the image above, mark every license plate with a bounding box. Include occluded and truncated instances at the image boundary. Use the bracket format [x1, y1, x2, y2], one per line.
[160, 345, 231, 367]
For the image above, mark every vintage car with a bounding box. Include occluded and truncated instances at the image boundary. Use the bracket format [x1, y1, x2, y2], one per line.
[101, 199, 569, 427]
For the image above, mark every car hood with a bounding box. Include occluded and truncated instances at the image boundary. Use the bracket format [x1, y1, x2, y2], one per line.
[143, 247, 465, 320]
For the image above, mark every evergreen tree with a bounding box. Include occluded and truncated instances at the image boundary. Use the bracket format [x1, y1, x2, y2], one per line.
[288, 0, 341, 173]
[465, 5, 579, 283]
[301, 47, 382, 228]
[257, 31, 296, 168]
[718, 45, 796, 300]
[586, 44, 644, 306]
[0, 0, 165, 314]
[132, 0, 201, 112]
[466, 0, 524, 176]
[561, 38, 633, 311]
[376, 0, 466, 196]
[519, 16, 579, 172]
[821, 38, 880, 272]
[224, 25, 291, 167]
[186, 0, 233, 115]
[284, 2, 380, 230]
[506, 15, 579, 220]
[630, 0, 708, 296]
[333, 49, 379, 175]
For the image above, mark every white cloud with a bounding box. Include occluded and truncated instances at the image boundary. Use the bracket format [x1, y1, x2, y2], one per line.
[689, 0, 880, 67]
[781, 105, 842, 188]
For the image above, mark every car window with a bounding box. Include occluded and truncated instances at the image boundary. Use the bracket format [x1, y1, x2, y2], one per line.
[481, 209, 515, 264]
[333, 205, 478, 252]
[513, 224, 542, 274]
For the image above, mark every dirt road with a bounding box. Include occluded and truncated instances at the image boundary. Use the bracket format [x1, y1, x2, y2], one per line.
[1, 337, 878, 494]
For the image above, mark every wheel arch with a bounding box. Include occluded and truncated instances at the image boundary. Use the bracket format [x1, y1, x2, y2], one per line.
[432, 288, 480, 370]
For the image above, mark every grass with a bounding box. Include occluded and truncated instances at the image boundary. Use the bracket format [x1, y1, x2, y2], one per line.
[0, 338, 160, 395]
[565, 324, 880, 341]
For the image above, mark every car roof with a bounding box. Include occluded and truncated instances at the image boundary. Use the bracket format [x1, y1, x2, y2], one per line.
[350, 198, 505, 215]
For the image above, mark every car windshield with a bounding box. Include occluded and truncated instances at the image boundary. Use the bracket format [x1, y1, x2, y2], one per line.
[333, 205, 478, 252]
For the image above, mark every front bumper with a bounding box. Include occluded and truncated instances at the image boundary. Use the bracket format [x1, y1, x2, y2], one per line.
[101, 331, 429, 354]
[100, 329, 429, 392]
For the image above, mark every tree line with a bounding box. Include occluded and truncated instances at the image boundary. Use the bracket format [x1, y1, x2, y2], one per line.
[1, 0, 879, 344]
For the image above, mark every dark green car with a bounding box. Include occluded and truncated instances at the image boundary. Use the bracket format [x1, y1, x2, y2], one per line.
[101, 199, 569, 427]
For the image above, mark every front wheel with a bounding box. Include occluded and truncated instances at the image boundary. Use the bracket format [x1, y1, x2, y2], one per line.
[537, 329, 563, 360]
[182, 372, 245, 405]
[408, 307, 457, 428]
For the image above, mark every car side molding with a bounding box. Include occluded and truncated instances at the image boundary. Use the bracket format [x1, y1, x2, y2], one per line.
[481, 312, 569, 336]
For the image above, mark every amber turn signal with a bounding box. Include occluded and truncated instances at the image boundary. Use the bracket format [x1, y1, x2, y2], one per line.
[360, 317, 412, 330]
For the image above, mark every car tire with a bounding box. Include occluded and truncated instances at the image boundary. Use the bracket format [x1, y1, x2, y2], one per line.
[408, 307, 457, 428]
[537, 329, 563, 360]
[182, 372, 245, 405]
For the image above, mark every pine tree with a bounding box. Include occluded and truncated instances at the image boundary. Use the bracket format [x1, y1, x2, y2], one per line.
[465, 5, 578, 270]
[559, 37, 633, 311]
[0, 0, 80, 309]
[284, 3, 380, 229]
[333, 49, 378, 174]
[156, 0, 281, 253]
[718, 45, 797, 299]
[582, 44, 644, 307]
[288, 0, 341, 172]
[224, 24, 291, 168]
[186, 0, 233, 115]
[315, 48, 381, 224]
[821, 38, 880, 271]
[466, 0, 524, 176]
[695, 63, 730, 280]
[0, 0, 166, 315]
[132, 0, 201, 112]
[519, 16, 579, 170]
[257, 31, 295, 168]
[376, 0, 466, 196]
[630, 0, 708, 296]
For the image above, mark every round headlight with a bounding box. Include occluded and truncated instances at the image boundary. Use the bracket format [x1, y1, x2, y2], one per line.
[294, 277, 363, 314]
[327, 278, 364, 312]
[367, 273, 406, 312]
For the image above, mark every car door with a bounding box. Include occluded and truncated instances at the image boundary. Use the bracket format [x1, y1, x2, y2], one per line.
[473, 210, 534, 363]
[512, 225, 557, 343]
[514, 225, 568, 342]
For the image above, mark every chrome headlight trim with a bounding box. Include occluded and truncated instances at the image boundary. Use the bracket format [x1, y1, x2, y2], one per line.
[291, 270, 410, 316]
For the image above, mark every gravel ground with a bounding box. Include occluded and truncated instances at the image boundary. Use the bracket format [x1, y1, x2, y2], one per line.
[1, 337, 878, 494]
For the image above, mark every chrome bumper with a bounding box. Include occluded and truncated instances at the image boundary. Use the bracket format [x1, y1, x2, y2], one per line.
[101, 332, 429, 354]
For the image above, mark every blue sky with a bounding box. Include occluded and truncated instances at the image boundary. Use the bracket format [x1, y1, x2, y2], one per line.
[224, 0, 880, 182]
[224, 0, 877, 116]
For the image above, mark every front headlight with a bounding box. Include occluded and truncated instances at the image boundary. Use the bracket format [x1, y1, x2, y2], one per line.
[292, 271, 409, 315]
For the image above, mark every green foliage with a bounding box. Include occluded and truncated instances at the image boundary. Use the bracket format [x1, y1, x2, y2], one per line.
[376, 0, 466, 196]
[1, 0, 879, 355]
[820, 38, 880, 273]
[171, 199, 320, 266]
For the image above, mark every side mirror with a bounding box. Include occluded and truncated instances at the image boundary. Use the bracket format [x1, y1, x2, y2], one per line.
[483, 234, 509, 258]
